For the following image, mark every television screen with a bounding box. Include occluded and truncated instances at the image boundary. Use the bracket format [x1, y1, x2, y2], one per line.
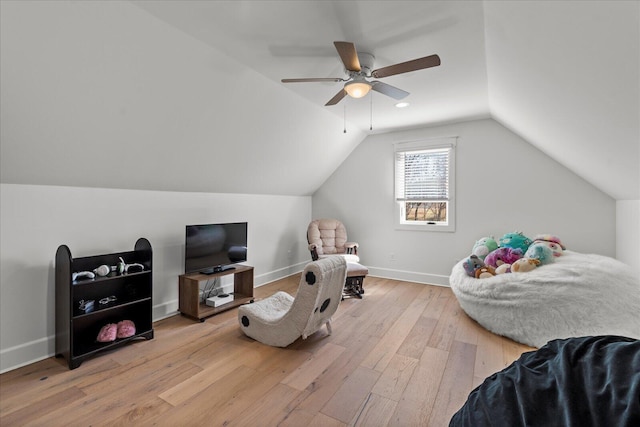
[185, 222, 248, 274]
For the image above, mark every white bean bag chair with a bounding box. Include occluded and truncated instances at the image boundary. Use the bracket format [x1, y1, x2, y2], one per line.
[238, 257, 347, 347]
[450, 251, 640, 348]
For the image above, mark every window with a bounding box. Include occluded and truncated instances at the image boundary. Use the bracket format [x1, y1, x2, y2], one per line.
[394, 138, 456, 231]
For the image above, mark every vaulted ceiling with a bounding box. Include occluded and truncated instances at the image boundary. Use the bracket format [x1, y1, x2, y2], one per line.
[133, 0, 639, 200]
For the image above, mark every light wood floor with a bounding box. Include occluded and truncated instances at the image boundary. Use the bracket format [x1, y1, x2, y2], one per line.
[0, 275, 534, 426]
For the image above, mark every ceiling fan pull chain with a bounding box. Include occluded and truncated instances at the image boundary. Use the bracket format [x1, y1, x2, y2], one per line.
[343, 104, 347, 133]
[370, 92, 373, 131]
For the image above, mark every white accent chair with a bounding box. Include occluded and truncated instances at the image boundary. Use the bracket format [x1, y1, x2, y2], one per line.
[238, 257, 347, 347]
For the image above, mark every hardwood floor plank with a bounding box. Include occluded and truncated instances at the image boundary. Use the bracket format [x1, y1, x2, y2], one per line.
[158, 350, 253, 406]
[474, 326, 507, 382]
[308, 412, 347, 427]
[207, 365, 295, 425]
[370, 354, 418, 401]
[351, 392, 397, 427]
[428, 340, 477, 426]
[320, 366, 380, 423]
[426, 294, 462, 351]
[0, 385, 85, 426]
[503, 337, 536, 366]
[423, 286, 452, 320]
[396, 316, 438, 359]
[30, 361, 203, 426]
[279, 408, 316, 427]
[292, 334, 379, 414]
[281, 343, 346, 391]
[454, 310, 482, 345]
[361, 297, 427, 372]
[141, 365, 258, 426]
[96, 397, 173, 427]
[229, 383, 302, 426]
[0, 357, 119, 415]
[389, 346, 449, 426]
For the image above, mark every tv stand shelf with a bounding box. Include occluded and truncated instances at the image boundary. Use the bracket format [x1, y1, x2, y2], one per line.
[179, 265, 254, 321]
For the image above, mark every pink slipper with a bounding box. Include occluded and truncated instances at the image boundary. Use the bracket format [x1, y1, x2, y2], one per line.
[97, 323, 117, 342]
[116, 320, 136, 338]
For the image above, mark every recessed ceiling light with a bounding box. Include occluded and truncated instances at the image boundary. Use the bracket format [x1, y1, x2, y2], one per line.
[395, 102, 410, 108]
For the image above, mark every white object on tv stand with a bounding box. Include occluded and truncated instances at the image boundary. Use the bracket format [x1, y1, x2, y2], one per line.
[178, 265, 254, 322]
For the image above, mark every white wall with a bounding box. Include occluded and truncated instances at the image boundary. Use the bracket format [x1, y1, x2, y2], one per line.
[0, 184, 311, 372]
[312, 118, 616, 285]
[616, 200, 640, 274]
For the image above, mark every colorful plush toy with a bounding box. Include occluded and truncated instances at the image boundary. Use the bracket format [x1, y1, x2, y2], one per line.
[471, 236, 499, 260]
[511, 258, 540, 272]
[524, 243, 555, 265]
[475, 266, 496, 279]
[462, 255, 485, 277]
[484, 247, 523, 268]
[495, 264, 511, 274]
[499, 231, 533, 253]
[533, 234, 565, 257]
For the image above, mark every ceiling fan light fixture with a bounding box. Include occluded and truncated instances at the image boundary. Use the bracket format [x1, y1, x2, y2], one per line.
[344, 80, 371, 98]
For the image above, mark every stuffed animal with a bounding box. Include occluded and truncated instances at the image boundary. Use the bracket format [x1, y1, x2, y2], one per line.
[499, 231, 533, 253]
[471, 236, 499, 260]
[511, 258, 540, 272]
[495, 264, 511, 274]
[533, 234, 565, 257]
[462, 255, 485, 277]
[524, 243, 555, 265]
[484, 247, 523, 268]
[475, 266, 496, 279]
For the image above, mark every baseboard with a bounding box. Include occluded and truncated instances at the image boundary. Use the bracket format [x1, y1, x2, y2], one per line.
[0, 336, 54, 374]
[253, 261, 306, 287]
[366, 266, 450, 287]
[153, 299, 179, 321]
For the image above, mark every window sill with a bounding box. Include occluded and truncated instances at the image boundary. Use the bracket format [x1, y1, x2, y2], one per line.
[395, 223, 455, 233]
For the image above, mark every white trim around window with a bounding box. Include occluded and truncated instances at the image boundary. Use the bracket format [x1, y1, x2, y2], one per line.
[394, 137, 457, 232]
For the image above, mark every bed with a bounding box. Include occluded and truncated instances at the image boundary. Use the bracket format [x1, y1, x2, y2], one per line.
[450, 335, 640, 426]
[449, 250, 640, 348]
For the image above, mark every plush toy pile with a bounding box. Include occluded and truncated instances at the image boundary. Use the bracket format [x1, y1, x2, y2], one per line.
[463, 232, 566, 278]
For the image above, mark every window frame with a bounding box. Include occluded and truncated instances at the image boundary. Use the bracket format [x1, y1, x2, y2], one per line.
[393, 137, 457, 232]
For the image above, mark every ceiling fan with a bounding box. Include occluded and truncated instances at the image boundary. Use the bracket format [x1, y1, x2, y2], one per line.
[281, 41, 441, 106]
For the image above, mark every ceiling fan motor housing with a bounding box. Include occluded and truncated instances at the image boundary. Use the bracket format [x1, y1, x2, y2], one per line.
[355, 52, 375, 77]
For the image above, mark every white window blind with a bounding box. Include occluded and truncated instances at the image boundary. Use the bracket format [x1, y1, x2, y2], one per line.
[395, 146, 451, 202]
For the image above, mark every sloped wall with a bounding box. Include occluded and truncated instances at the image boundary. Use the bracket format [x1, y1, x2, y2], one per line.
[312, 118, 616, 285]
[0, 0, 364, 196]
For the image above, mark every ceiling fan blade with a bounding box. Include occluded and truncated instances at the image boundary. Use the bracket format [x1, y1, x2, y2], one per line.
[325, 89, 348, 106]
[371, 81, 409, 100]
[281, 77, 345, 83]
[372, 54, 441, 78]
[334, 41, 361, 72]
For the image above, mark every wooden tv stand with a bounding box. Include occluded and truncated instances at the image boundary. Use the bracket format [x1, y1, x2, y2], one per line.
[178, 265, 254, 321]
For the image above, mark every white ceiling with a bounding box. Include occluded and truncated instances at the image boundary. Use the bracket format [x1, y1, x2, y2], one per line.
[132, 0, 639, 200]
[132, 0, 490, 132]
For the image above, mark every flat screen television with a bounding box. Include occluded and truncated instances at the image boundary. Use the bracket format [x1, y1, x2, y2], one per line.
[185, 222, 248, 274]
